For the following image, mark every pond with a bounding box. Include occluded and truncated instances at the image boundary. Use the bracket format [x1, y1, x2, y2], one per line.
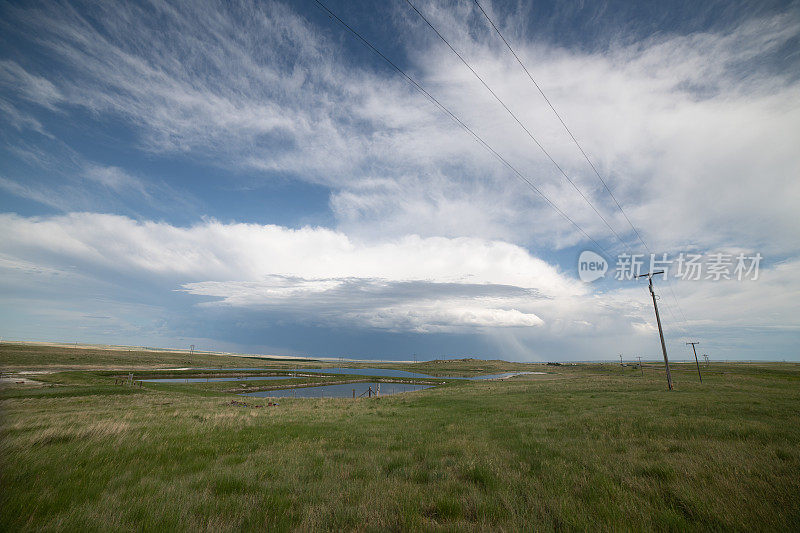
[140, 376, 300, 383]
[178, 367, 544, 380]
[464, 372, 540, 380]
[241, 382, 433, 398]
[188, 367, 435, 378]
[275, 368, 543, 380]
[141, 369, 543, 385]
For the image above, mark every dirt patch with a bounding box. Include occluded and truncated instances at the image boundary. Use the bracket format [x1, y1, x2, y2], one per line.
[0, 374, 45, 386]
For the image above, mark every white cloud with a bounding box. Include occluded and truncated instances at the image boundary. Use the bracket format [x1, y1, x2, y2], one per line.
[0, 211, 797, 354]
[181, 277, 547, 332]
[4, 212, 795, 336]
[83, 165, 148, 195]
[0, 60, 64, 109]
[395, 7, 800, 252]
[0, 135, 199, 217]
[0, 212, 582, 330]
[0, 212, 579, 290]
[346, 302, 544, 333]
[0, 176, 70, 211]
[3, 1, 798, 254]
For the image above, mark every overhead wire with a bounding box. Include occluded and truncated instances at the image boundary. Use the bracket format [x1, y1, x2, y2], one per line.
[472, 0, 649, 252]
[403, 0, 629, 249]
[314, 0, 613, 256]
[471, 0, 693, 336]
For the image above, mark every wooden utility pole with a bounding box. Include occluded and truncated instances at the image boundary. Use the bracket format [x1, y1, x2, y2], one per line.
[686, 342, 702, 383]
[636, 271, 673, 390]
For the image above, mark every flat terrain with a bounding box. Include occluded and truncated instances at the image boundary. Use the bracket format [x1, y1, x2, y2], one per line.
[1, 344, 799, 531]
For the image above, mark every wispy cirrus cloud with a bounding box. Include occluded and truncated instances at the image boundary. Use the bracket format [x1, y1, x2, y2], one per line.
[0, 59, 64, 110]
[1, 1, 795, 251]
[0, 135, 198, 218]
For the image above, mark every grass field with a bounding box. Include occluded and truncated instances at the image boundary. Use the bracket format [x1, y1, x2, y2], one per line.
[1, 343, 799, 530]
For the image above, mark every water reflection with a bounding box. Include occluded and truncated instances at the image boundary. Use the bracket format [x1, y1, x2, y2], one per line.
[241, 382, 432, 398]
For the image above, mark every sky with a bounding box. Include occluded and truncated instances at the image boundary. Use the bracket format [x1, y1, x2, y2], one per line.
[0, 0, 798, 362]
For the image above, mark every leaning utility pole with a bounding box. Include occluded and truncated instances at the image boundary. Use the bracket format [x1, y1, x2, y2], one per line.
[686, 342, 702, 383]
[636, 271, 673, 390]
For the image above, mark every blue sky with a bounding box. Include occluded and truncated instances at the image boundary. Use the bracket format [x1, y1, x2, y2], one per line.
[1, 0, 798, 361]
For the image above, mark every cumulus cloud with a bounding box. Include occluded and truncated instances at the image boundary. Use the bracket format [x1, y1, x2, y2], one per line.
[347, 301, 545, 333]
[0, 212, 581, 287]
[181, 277, 547, 333]
[0, 212, 582, 331]
[3, 212, 793, 338]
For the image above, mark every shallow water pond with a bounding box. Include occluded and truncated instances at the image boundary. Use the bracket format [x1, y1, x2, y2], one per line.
[141, 376, 300, 383]
[241, 382, 432, 398]
[180, 367, 543, 380]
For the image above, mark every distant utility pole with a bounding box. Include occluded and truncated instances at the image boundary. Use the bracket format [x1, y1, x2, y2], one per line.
[686, 342, 702, 383]
[637, 356, 643, 376]
[703, 354, 710, 367]
[636, 270, 673, 390]
[619, 353, 623, 367]
[189, 344, 195, 356]
[413, 353, 417, 364]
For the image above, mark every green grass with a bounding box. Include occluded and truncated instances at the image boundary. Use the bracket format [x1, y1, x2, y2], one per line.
[0, 342, 318, 370]
[1, 345, 799, 530]
[381, 358, 540, 377]
[0, 342, 539, 375]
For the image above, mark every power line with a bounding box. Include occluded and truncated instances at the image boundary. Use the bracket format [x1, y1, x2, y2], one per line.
[404, 0, 628, 248]
[314, 0, 612, 255]
[473, 0, 693, 336]
[664, 279, 691, 333]
[472, 0, 646, 251]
